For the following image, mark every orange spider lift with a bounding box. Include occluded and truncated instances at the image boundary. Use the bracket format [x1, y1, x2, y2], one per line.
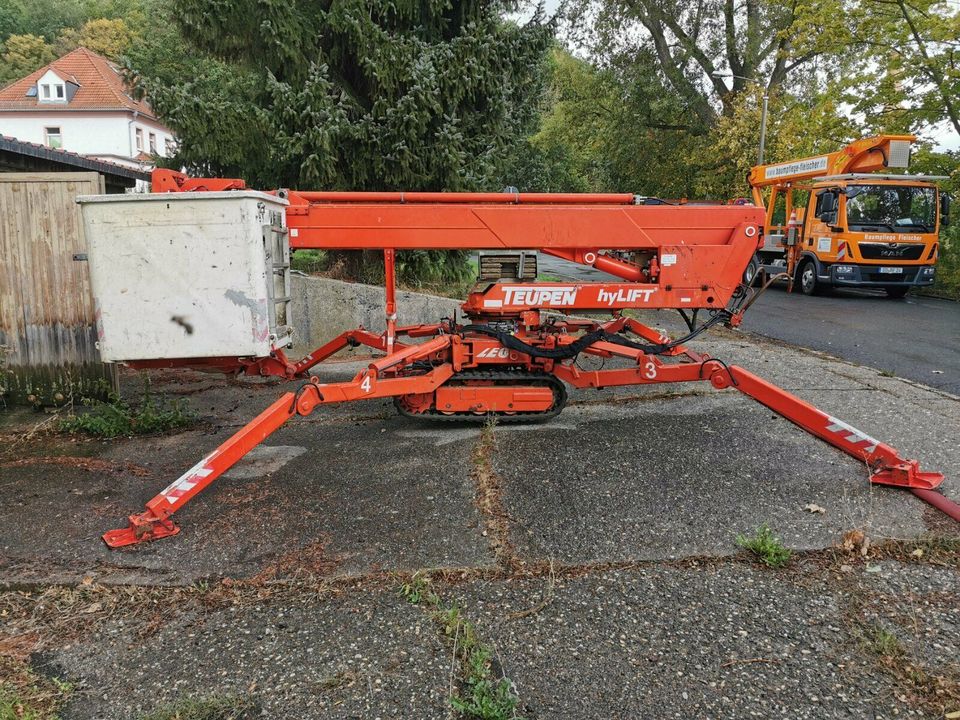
[101, 169, 958, 547]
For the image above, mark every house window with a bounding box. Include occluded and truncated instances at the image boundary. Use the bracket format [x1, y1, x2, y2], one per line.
[149, 133, 156, 153]
[41, 84, 50, 99]
[135, 127, 143, 152]
[55, 84, 64, 99]
[44, 127, 62, 149]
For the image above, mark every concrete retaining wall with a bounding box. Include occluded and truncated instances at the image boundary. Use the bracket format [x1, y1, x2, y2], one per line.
[290, 275, 460, 352]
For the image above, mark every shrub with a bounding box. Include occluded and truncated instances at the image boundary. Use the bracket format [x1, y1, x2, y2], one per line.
[59, 377, 196, 438]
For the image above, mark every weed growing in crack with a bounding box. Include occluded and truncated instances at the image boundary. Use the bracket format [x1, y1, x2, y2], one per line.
[0, 656, 73, 720]
[470, 417, 524, 571]
[138, 694, 259, 720]
[473, 416, 497, 469]
[59, 375, 196, 438]
[863, 624, 904, 658]
[400, 572, 521, 720]
[845, 607, 957, 713]
[736, 524, 793, 568]
[399, 573, 438, 605]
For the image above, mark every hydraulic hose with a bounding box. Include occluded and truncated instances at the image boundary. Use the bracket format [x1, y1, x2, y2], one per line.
[911, 488, 960, 522]
[463, 310, 731, 361]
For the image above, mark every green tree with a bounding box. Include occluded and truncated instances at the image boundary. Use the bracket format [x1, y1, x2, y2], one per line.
[56, 17, 136, 59]
[0, 2, 25, 39]
[691, 83, 863, 198]
[511, 48, 707, 196]
[568, 0, 852, 127]
[847, 0, 960, 137]
[514, 46, 855, 199]
[5, 0, 87, 41]
[0, 34, 55, 84]
[127, 0, 552, 283]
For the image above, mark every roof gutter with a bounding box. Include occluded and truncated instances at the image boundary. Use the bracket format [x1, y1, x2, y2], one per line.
[0, 107, 160, 121]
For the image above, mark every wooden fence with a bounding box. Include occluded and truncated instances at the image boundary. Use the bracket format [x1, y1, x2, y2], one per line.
[0, 172, 115, 405]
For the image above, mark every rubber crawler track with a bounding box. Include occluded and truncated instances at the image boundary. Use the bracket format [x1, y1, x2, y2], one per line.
[394, 369, 568, 423]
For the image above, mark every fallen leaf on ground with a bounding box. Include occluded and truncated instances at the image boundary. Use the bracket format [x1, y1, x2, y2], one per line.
[804, 503, 826, 514]
[840, 529, 870, 556]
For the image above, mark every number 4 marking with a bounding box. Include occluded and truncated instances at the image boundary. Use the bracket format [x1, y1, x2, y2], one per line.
[360, 375, 372, 393]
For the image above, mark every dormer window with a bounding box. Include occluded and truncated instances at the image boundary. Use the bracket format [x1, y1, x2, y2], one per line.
[39, 83, 66, 102]
[36, 69, 69, 104]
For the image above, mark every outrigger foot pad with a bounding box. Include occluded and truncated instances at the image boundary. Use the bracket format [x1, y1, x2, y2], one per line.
[102, 513, 180, 548]
[870, 461, 944, 491]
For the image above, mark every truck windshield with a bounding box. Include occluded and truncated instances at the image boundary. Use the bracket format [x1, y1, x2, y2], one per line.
[845, 184, 936, 233]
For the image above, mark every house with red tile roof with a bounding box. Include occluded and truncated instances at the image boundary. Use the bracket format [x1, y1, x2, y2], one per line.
[0, 47, 174, 172]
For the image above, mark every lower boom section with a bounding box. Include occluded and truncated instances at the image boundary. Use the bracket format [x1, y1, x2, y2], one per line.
[103, 317, 956, 547]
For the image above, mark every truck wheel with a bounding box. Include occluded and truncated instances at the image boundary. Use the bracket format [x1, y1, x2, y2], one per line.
[884, 286, 909, 299]
[797, 259, 820, 296]
[743, 255, 760, 285]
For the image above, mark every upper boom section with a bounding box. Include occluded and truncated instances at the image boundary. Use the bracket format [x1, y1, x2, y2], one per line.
[748, 135, 916, 189]
[283, 195, 762, 251]
[152, 169, 764, 252]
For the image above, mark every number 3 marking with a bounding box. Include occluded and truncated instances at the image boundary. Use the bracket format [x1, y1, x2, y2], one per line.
[643, 361, 657, 379]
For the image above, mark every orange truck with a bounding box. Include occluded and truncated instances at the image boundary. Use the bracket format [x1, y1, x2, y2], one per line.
[746, 135, 950, 297]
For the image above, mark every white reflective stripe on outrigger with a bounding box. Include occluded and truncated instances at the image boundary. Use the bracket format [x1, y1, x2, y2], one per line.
[160, 454, 215, 504]
[826, 416, 879, 453]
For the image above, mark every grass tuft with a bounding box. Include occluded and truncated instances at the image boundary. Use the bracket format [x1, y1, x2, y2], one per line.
[0, 656, 73, 720]
[59, 376, 196, 438]
[139, 695, 258, 720]
[863, 624, 904, 658]
[736, 523, 793, 568]
[401, 573, 521, 720]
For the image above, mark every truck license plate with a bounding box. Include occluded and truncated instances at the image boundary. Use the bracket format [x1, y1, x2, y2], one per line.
[879, 267, 903, 274]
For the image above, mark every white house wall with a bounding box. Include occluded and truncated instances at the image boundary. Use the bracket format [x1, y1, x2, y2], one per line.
[0, 110, 174, 162]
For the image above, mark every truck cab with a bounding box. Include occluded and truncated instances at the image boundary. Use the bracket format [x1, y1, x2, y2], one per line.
[748, 136, 949, 297]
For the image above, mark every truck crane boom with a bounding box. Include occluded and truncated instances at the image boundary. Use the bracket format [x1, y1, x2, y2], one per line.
[748, 134, 915, 197]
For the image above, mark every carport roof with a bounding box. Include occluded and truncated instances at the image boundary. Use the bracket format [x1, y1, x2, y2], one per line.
[0, 134, 150, 187]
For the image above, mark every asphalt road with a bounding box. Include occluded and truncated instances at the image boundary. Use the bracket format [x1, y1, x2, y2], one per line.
[740, 285, 960, 395]
[537, 253, 960, 395]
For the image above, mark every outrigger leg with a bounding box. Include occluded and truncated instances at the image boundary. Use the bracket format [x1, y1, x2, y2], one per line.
[102, 337, 455, 548]
[710, 363, 958, 519]
[708, 365, 944, 491]
[102, 393, 299, 547]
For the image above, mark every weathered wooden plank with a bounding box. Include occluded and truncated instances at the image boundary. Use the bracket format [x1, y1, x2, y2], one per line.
[0, 172, 115, 405]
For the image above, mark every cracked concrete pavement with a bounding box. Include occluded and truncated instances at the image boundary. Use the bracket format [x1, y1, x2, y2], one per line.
[1, 320, 958, 719]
